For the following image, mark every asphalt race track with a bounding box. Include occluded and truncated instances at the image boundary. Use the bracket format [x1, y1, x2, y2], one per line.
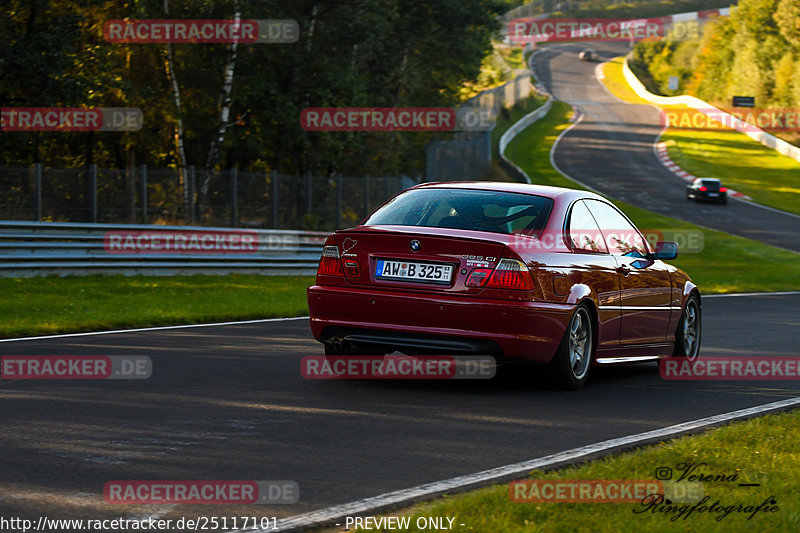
[532, 42, 800, 253]
[1, 294, 800, 526]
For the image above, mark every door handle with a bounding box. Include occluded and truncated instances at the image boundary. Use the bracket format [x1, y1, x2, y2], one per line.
[617, 265, 630, 276]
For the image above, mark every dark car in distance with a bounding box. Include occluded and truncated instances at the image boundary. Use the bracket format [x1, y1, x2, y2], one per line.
[308, 182, 701, 389]
[686, 178, 727, 204]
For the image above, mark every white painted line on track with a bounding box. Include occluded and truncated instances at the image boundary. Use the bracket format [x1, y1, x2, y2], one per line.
[548, 102, 604, 195]
[0, 316, 309, 343]
[251, 396, 800, 532]
[704, 291, 800, 298]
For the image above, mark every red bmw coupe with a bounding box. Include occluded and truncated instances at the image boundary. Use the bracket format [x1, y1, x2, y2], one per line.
[307, 182, 701, 389]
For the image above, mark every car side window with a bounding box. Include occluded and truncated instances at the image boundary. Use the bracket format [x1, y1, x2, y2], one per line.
[567, 200, 608, 253]
[584, 200, 649, 256]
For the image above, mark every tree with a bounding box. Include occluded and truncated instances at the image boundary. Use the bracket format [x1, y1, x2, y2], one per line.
[774, 0, 800, 49]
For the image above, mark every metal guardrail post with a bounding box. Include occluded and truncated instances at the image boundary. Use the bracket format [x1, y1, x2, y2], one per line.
[89, 163, 98, 222]
[271, 170, 278, 228]
[140, 164, 148, 224]
[34, 163, 42, 221]
[230, 167, 238, 227]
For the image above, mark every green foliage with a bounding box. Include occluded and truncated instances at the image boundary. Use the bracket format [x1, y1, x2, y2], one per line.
[631, 0, 799, 113]
[556, 0, 733, 19]
[0, 0, 505, 179]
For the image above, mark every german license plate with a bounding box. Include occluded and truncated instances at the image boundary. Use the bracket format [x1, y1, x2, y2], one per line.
[375, 259, 452, 284]
[708, 192, 718, 197]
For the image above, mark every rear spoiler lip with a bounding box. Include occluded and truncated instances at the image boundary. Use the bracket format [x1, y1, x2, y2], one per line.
[337, 224, 525, 245]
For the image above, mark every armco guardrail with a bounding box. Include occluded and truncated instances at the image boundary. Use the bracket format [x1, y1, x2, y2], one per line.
[622, 55, 800, 164]
[498, 96, 553, 184]
[0, 221, 328, 277]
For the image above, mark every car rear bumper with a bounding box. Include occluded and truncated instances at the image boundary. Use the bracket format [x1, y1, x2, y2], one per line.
[307, 285, 575, 363]
[690, 190, 727, 201]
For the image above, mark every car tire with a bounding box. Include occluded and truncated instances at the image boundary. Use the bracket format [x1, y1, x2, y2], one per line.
[673, 294, 701, 361]
[720, 198, 727, 205]
[547, 305, 593, 390]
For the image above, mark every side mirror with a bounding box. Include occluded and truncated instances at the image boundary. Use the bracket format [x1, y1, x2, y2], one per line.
[649, 241, 678, 261]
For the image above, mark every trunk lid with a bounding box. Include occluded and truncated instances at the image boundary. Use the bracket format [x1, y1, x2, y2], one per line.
[333, 225, 507, 295]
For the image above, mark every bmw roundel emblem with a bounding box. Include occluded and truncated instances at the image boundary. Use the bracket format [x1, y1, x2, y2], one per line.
[410, 239, 421, 251]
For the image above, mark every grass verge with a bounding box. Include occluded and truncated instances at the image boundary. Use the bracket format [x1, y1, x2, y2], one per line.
[350, 408, 800, 533]
[602, 57, 800, 216]
[505, 98, 800, 295]
[0, 274, 313, 339]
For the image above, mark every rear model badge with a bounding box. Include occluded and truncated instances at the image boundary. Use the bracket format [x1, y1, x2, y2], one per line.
[410, 239, 421, 251]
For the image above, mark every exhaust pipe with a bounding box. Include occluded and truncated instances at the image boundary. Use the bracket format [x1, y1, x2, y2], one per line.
[324, 337, 349, 354]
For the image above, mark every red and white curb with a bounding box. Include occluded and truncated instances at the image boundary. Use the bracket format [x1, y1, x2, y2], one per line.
[655, 142, 751, 200]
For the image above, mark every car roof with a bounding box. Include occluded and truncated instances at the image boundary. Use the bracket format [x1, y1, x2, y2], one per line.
[698, 177, 721, 182]
[410, 181, 607, 203]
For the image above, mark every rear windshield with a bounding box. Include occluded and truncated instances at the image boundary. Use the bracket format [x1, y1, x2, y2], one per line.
[700, 179, 721, 186]
[364, 188, 554, 235]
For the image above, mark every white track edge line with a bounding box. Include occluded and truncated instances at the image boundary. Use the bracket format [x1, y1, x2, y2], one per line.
[0, 316, 309, 343]
[248, 396, 800, 532]
[704, 291, 800, 298]
[548, 101, 603, 195]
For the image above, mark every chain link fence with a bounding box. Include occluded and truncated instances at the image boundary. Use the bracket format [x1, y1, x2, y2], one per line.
[0, 165, 419, 231]
[425, 73, 533, 181]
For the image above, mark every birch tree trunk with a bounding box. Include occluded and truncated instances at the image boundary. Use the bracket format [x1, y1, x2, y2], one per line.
[162, 0, 189, 220]
[199, 0, 241, 215]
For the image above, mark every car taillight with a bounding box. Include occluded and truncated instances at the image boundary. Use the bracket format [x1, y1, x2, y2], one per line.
[466, 268, 492, 287]
[486, 259, 534, 290]
[317, 246, 343, 276]
[699, 186, 708, 191]
[719, 187, 727, 192]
